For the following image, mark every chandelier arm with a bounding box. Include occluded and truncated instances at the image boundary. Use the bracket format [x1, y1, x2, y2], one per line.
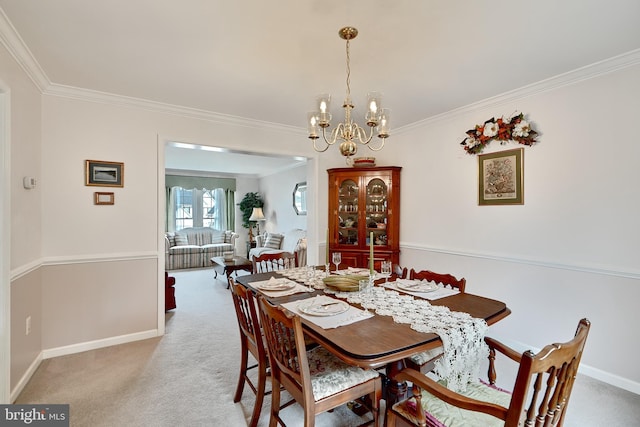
[354, 125, 375, 145]
[312, 138, 331, 152]
[366, 137, 387, 151]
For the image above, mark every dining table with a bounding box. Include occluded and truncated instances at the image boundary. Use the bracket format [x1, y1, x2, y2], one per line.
[235, 268, 511, 406]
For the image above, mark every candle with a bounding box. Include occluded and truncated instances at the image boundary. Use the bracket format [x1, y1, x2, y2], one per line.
[370, 231, 374, 275]
[326, 228, 330, 263]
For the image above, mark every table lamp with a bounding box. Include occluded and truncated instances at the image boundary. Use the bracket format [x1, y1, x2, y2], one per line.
[249, 207, 266, 237]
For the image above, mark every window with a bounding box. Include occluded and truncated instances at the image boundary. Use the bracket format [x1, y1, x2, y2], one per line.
[174, 188, 218, 231]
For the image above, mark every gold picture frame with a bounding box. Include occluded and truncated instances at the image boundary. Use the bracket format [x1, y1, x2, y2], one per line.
[94, 192, 115, 205]
[478, 148, 524, 205]
[85, 160, 124, 187]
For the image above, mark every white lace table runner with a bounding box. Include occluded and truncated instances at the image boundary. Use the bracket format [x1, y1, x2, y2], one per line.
[327, 286, 488, 392]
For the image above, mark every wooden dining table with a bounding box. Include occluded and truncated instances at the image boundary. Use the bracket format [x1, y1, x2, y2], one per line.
[236, 270, 511, 404]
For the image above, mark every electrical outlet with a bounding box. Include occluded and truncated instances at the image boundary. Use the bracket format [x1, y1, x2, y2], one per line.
[25, 316, 31, 335]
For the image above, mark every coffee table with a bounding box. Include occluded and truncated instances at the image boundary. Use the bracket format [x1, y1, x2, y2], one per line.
[210, 255, 253, 287]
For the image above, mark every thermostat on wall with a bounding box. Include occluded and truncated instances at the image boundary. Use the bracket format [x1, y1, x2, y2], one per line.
[23, 176, 37, 189]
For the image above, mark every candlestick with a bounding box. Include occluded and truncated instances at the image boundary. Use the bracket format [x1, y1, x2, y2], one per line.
[369, 231, 374, 275]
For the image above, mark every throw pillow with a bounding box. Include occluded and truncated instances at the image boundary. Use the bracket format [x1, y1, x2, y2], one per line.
[264, 233, 283, 250]
[174, 233, 189, 246]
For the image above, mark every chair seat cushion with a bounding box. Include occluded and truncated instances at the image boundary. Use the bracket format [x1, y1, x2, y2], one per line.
[392, 380, 512, 427]
[307, 346, 379, 401]
[408, 346, 443, 365]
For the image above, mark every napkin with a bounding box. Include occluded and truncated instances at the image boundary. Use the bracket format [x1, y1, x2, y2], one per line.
[282, 295, 373, 329]
[385, 279, 459, 300]
[250, 277, 312, 297]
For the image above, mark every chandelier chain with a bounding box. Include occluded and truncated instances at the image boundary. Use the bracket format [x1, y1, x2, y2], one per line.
[345, 38, 351, 104]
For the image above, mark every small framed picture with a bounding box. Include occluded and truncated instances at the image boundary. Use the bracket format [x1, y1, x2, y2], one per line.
[478, 148, 524, 205]
[85, 160, 124, 187]
[94, 192, 115, 205]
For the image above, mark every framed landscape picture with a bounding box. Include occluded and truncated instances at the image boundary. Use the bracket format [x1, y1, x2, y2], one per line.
[85, 160, 124, 187]
[478, 148, 523, 205]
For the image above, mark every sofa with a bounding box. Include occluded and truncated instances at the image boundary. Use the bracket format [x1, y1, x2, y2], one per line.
[165, 227, 239, 270]
[249, 229, 307, 267]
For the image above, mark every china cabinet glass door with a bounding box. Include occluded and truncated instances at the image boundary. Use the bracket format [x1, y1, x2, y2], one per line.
[365, 178, 388, 247]
[337, 179, 359, 246]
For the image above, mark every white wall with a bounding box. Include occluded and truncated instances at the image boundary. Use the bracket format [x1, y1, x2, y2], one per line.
[0, 40, 43, 399]
[373, 62, 640, 391]
[259, 164, 308, 234]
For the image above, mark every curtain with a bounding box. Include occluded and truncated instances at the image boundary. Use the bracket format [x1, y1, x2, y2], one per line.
[166, 187, 178, 232]
[212, 188, 227, 231]
[226, 189, 235, 231]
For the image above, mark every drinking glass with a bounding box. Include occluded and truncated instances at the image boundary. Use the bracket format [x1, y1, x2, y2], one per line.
[332, 252, 342, 272]
[381, 260, 392, 283]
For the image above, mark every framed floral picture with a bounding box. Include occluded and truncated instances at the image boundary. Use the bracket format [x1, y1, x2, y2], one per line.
[478, 148, 523, 205]
[85, 160, 124, 187]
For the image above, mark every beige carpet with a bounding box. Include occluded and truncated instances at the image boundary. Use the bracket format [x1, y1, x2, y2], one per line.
[15, 268, 377, 426]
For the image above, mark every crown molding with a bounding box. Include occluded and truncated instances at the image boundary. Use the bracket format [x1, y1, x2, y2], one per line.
[0, 8, 49, 91]
[2, 6, 639, 135]
[44, 83, 306, 134]
[397, 48, 640, 134]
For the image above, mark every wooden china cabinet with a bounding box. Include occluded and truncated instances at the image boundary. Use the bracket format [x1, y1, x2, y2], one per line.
[327, 166, 401, 270]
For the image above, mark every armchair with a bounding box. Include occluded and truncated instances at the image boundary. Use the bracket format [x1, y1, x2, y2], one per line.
[388, 318, 591, 427]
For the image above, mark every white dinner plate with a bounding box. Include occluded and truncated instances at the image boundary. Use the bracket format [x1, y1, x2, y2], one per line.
[257, 280, 296, 291]
[396, 280, 439, 293]
[298, 300, 350, 316]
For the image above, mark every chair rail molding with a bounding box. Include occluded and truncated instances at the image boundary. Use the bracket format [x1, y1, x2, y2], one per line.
[400, 242, 640, 280]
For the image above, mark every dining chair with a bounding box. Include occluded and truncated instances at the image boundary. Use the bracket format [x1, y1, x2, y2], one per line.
[404, 268, 467, 374]
[394, 264, 408, 279]
[388, 318, 591, 427]
[257, 295, 382, 427]
[228, 277, 270, 427]
[252, 251, 298, 274]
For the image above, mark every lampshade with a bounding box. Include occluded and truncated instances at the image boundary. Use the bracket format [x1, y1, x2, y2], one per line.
[249, 207, 266, 221]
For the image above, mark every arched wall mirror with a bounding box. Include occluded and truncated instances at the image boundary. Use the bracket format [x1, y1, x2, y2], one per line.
[293, 182, 307, 215]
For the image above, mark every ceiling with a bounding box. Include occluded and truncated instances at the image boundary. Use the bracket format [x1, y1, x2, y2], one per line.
[1, 1, 639, 172]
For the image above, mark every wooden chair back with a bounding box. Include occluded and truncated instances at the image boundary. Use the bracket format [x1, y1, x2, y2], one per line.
[394, 264, 408, 279]
[499, 318, 591, 426]
[257, 296, 317, 420]
[409, 268, 466, 292]
[390, 318, 591, 427]
[257, 296, 381, 426]
[228, 277, 269, 427]
[252, 251, 297, 274]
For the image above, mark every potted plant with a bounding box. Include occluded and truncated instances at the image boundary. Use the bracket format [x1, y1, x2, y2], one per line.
[238, 192, 264, 242]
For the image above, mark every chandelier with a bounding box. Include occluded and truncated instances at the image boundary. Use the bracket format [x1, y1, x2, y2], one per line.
[307, 27, 390, 163]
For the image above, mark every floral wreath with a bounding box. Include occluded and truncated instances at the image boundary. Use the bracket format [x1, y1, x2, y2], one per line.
[460, 112, 538, 155]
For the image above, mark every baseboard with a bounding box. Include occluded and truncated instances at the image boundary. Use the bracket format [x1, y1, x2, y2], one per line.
[10, 351, 43, 403]
[42, 329, 160, 359]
